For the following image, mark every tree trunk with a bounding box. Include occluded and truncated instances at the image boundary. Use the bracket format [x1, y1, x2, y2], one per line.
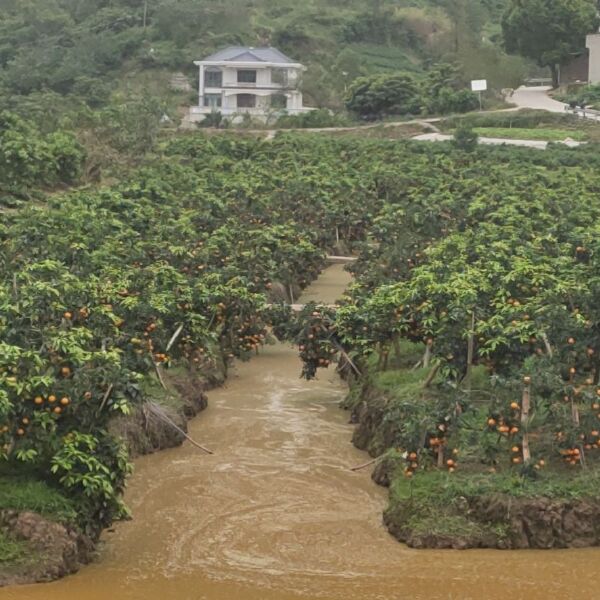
[382, 348, 389, 371]
[464, 312, 475, 391]
[437, 444, 444, 468]
[521, 383, 531, 463]
[550, 63, 559, 88]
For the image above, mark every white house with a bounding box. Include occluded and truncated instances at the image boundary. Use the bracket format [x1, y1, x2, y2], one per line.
[189, 46, 310, 122]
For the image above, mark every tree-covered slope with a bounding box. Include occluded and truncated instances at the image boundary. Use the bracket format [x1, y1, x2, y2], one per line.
[0, 0, 521, 112]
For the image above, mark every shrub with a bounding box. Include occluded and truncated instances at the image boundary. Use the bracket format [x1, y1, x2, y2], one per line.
[452, 124, 479, 151]
[346, 73, 421, 119]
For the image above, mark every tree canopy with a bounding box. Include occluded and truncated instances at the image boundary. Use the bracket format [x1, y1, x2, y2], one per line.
[502, 0, 599, 86]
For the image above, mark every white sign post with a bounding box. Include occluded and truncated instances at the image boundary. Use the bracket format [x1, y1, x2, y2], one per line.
[471, 79, 488, 111]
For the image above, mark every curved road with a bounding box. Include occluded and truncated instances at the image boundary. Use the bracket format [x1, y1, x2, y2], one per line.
[510, 86, 567, 112]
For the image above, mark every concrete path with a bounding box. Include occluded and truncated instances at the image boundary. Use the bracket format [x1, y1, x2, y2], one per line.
[412, 132, 584, 150]
[510, 86, 567, 113]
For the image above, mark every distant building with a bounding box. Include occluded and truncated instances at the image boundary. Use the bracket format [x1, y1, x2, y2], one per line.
[587, 34, 600, 84]
[189, 46, 310, 122]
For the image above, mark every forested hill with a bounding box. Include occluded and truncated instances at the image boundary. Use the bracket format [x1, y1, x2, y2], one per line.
[0, 0, 522, 114]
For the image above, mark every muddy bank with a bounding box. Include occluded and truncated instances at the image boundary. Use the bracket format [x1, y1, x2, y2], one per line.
[384, 491, 600, 550]
[0, 511, 94, 587]
[346, 378, 600, 550]
[110, 363, 223, 457]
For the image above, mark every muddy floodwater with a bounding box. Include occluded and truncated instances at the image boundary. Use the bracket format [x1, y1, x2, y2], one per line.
[3, 264, 600, 600]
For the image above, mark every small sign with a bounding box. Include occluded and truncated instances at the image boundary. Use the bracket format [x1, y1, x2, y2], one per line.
[471, 79, 488, 92]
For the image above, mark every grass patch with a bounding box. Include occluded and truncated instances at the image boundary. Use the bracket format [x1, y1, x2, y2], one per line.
[386, 468, 600, 543]
[390, 468, 600, 506]
[0, 531, 28, 564]
[0, 476, 76, 523]
[467, 127, 588, 142]
[406, 513, 485, 538]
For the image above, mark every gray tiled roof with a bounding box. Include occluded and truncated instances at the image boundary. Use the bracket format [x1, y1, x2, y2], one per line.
[202, 46, 298, 63]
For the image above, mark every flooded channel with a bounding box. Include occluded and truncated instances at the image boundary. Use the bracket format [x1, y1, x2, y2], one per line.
[3, 264, 600, 600]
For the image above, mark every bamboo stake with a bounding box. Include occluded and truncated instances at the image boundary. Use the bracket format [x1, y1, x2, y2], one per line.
[154, 362, 168, 390]
[423, 343, 431, 368]
[166, 323, 184, 352]
[97, 384, 114, 415]
[541, 333, 553, 357]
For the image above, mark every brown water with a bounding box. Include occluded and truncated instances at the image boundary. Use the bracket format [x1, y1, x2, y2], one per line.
[3, 264, 599, 600]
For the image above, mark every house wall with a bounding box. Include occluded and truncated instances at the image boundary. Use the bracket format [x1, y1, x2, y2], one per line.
[192, 60, 310, 120]
[204, 66, 302, 89]
[560, 52, 589, 85]
[587, 34, 600, 84]
[220, 67, 272, 87]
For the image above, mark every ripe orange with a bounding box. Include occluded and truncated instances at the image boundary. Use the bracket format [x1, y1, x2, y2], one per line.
[53, 407, 62, 415]
[34, 396, 43, 405]
[60, 397, 70, 406]
[510, 402, 519, 410]
[48, 395, 57, 403]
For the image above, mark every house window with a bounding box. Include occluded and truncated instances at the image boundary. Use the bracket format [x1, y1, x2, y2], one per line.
[205, 69, 222, 87]
[237, 69, 257, 84]
[237, 94, 256, 108]
[271, 68, 288, 86]
[271, 94, 287, 109]
[203, 93, 222, 109]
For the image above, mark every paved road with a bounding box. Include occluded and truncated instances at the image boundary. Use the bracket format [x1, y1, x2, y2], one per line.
[510, 86, 567, 113]
[412, 132, 584, 150]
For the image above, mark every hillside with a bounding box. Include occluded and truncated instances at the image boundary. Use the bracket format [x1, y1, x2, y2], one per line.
[0, 0, 524, 118]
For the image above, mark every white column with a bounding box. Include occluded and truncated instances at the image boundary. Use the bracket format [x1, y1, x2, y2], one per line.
[199, 64, 205, 107]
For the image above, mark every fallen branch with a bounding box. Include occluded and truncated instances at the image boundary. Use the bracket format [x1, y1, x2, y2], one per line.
[146, 403, 213, 455]
[350, 455, 383, 472]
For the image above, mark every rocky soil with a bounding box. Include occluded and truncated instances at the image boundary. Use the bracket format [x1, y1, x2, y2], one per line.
[0, 511, 95, 586]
